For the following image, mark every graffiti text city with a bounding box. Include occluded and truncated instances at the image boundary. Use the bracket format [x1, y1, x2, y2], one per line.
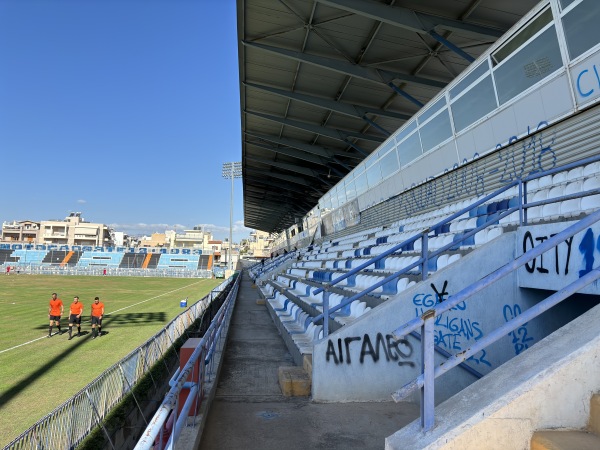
[522, 230, 573, 275]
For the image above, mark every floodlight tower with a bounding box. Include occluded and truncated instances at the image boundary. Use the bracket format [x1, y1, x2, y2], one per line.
[222, 162, 242, 271]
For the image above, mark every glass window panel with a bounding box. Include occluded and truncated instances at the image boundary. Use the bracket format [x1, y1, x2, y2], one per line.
[379, 149, 399, 179]
[337, 188, 347, 206]
[418, 97, 447, 125]
[366, 154, 379, 169]
[352, 163, 365, 178]
[420, 109, 453, 152]
[376, 138, 395, 158]
[494, 26, 563, 105]
[493, 9, 553, 64]
[394, 120, 417, 143]
[560, 0, 578, 9]
[450, 62, 489, 99]
[366, 163, 382, 188]
[354, 173, 368, 196]
[451, 75, 497, 132]
[398, 132, 423, 166]
[330, 190, 339, 209]
[562, 0, 600, 60]
[345, 179, 356, 200]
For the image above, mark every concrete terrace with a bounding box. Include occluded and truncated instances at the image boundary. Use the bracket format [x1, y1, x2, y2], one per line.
[197, 270, 419, 450]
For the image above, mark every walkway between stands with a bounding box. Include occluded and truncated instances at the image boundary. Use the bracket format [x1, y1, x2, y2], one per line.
[197, 270, 419, 450]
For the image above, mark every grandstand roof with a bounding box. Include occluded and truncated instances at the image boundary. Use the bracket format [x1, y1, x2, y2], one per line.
[237, 0, 540, 234]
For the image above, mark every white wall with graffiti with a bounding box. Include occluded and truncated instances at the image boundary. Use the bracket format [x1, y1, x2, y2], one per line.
[311, 231, 587, 402]
[519, 221, 600, 295]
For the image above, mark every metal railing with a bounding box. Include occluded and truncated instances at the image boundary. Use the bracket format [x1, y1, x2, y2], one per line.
[249, 251, 297, 281]
[309, 153, 600, 337]
[134, 274, 241, 450]
[3, 277, 235, 450]
[390, 208, 600, 431]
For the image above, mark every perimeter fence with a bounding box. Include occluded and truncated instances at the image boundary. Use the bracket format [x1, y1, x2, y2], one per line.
[3, 275, 236, 450]
[6, 265, 213, 278]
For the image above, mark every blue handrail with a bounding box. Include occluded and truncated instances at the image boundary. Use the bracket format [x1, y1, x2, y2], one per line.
[390, 208, 600, 431]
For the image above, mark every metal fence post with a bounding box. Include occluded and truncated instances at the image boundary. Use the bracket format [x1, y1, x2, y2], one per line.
[421, 309, 435, 431]
[85, 389, 116, 450]
[323, 290, 330, 337]
[421, 231, 429, 282]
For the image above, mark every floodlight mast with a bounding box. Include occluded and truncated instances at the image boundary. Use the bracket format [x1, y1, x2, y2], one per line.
[222, 162, 242, 272]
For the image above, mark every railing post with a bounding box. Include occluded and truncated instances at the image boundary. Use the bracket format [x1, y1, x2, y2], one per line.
[323, 290, 330, 338]
[85, 389, 116, 450]
[520, 179, 526, 225]
[421, 231, 429, 282]
[421, 309, 435, 431]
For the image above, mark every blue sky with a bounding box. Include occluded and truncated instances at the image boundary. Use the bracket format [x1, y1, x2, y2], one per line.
[0, 0, 250, 242]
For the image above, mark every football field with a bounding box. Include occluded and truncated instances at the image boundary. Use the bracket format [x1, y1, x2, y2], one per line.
[0, 274, 222, 447]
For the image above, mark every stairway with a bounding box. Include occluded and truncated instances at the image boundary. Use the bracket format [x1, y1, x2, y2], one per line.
[531, 394, 600, 449]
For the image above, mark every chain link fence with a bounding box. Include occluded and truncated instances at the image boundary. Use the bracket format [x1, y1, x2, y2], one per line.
[5, 265, 213, 279]
[3, 277, 234, 450]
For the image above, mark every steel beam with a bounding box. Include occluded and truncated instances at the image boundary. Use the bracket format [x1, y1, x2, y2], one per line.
[243, 41, 446, 88]
[245, 110, 384, 143]
[245, 131, 364, 161]
[316, 0, 505, 38]
[244, 82, 412, 121]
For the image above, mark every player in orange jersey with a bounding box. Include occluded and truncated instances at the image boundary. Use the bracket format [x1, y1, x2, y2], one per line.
[68, 296, 84, 340]
[47, 293, 64, 337]
[90, 297, 104, 339]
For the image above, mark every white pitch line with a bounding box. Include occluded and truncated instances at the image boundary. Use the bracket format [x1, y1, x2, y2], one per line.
[0, 280, 203, 355]
[108, 281, 201, 315]
[0, 335, 52, 354]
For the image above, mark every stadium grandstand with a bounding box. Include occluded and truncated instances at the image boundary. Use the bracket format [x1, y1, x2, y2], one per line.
[202, 0, 600, 448]
[0, 245, 216, 278]
[6, 0, 600, 449]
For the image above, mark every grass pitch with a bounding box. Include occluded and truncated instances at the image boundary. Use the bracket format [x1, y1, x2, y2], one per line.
[0, 274, 222, 447]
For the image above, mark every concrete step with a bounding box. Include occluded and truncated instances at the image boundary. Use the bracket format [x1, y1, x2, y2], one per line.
[278, 366, 311, 397]
[531, 430, 600, 450]
[531, 394, 600, 450]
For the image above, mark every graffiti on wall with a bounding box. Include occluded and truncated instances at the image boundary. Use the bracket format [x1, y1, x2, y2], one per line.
[521, 226, 600, 280]
[503, 304, 534, 356]
[413, 281, 490, 367]
[325, 333, 414, 367]
[401, 121, 556, 217]
[522, 230, 574, 276]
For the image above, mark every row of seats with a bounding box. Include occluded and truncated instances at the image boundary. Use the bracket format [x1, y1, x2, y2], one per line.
[258, 160, 600, 364]
[3, 250, 209, 271]
[156, 254, 201, 270]
[77, 252, 125, 267]
[268, 291, 324, 355]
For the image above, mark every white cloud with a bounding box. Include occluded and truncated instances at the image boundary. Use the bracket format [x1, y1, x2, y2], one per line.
[77, 199, 86, 204]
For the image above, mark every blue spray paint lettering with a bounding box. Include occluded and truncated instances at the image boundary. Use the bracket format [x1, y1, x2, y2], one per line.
[503, 304, 534, 355]
[578, 228, 595, 278]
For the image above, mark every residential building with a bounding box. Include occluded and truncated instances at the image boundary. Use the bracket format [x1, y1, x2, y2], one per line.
[1, 220, 40, 243]
[167, 226, 213, 249]
[247, 230, 273, 258]
[39, 212, 113, 247]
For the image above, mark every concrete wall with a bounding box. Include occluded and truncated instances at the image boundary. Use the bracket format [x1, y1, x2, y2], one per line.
[386, 302, 600, 450]
[312, 231, 589, 402]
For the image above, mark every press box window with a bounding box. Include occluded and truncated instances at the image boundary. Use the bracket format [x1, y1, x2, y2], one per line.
[493, 23, 562, 104]
[561, 0, 600, 61]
